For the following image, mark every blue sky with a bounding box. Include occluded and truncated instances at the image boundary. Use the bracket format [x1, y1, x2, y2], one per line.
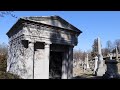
[0, 11, 120, 51]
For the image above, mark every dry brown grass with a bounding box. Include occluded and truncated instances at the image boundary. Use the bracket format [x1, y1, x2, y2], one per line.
[0, 55, 20, 79]
[73, 65, 94, 78]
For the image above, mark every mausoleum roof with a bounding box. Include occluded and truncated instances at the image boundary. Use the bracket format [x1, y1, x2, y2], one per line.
[7, 15, 82, 37]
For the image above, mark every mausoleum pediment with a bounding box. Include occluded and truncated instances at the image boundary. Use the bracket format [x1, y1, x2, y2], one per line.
[21, 16, 82, 33]
[7, 16, 82, 46]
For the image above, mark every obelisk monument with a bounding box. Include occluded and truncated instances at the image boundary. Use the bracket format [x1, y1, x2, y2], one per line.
[96, 37, 105, 76]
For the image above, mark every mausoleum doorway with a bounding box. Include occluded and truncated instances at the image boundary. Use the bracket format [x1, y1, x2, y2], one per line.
[49, 51, 63, 79]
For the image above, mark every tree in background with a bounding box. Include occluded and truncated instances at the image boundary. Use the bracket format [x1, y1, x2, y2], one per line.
[73, 49, 83, 62]
[114, 39, 120, 53]
[102, 48, 109, 57]
[106, 40, 113, 53]
[91, 39, 98, 58]
[0, 11, 17, 18]
[0, 42, 8, 56]
[86, 49, 92, 60]
[0, 42, 20, 79]
[0, 42, 8, 71]
[102, 40, 113, 57]
[82, 51, 86, 61]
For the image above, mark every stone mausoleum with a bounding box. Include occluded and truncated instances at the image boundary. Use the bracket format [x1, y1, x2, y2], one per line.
[6, 16, 82, 79]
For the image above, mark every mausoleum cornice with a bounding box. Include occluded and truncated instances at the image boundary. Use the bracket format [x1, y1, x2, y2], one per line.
[6, 16, 82, 38]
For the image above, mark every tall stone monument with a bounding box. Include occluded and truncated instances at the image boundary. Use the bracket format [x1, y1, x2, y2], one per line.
[6, 16, 82, 79]
[96, 37, 105, 76]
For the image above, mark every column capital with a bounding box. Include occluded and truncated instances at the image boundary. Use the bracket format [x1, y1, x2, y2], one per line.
[29, 41, 35, 44]
[29, 41, 34, 47]
[44, 42, 52, 45]
[44, 42, 51, 48]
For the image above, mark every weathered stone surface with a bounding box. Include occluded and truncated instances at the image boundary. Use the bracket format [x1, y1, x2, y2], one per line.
[117, 63, 120, 74]
[103, 60, 120, 79]
[96, 37, 106, 76]
[6, 16, 82, 79]
[7, 40, 34, 79]
[21, 16, 81, 33]
[96, 65, 106, 76]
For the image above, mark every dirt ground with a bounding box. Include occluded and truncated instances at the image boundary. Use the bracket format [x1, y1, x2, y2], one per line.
[73, 66, 95, 78]
[73, 61, 120, 79]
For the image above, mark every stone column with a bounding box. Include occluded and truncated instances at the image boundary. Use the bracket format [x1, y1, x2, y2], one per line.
[6, 44, 11, 72]
[98, 37, 102, 55]
[97, 37, 104, 67]
[67, 46, 73, 79]
[62, 52, 68, 79]
[28, 41, 34, 79]
[43, 43, 50, 79]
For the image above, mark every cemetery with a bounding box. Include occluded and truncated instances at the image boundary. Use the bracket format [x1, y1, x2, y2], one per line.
[1, 15, 120, 79]
[73, 37, 120, 79]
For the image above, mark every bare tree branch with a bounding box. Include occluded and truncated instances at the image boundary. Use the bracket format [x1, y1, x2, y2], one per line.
[0, 11, 17, 18]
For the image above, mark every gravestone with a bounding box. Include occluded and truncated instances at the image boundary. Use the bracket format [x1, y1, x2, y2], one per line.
[103, 60, 120, 79]
[93, 56, 98, 75]
[103, 45, 120, 78]
[83, 61, 86, 72]
[86, 54, 90, 69]
[6, 16, 82, 79]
